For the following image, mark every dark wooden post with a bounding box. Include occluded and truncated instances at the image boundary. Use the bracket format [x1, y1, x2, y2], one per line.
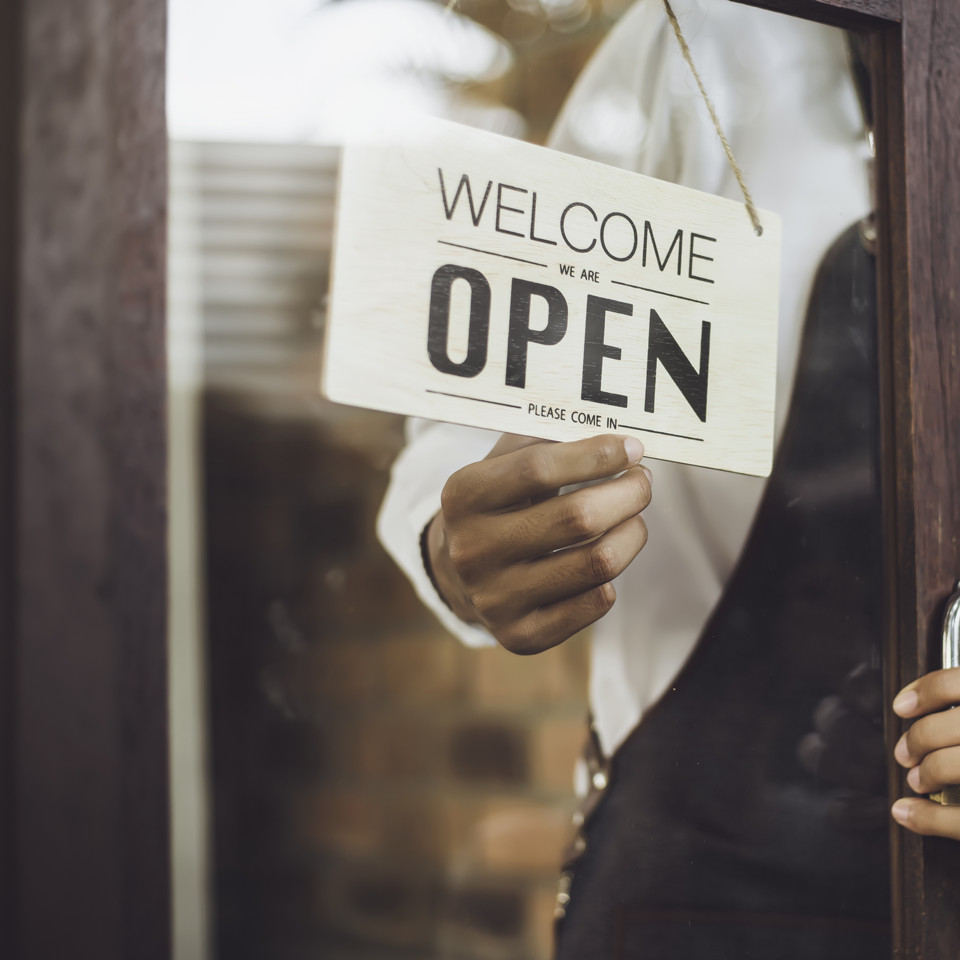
[739, 1, 960, 957]
[873, 3, 960, 958]
[0, 0, 23, 946]
[0, 0, 169, 958]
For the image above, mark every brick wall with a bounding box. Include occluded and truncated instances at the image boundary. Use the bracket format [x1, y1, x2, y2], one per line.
[177, 10, 641, 953]
[204, 393, 591, 960]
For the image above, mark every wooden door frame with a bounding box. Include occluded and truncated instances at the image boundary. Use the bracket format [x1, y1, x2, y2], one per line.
[736, 1, 959, 958]
[0, 0, 169, 958]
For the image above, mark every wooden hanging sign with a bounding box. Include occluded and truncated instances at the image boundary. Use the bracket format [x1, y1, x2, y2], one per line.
[322, 119, 781, 477]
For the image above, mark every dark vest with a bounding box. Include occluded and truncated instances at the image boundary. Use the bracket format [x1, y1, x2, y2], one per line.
[556, 222, 890, 960]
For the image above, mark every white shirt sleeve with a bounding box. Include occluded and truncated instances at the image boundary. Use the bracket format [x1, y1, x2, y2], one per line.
[376, 418, 499, 647]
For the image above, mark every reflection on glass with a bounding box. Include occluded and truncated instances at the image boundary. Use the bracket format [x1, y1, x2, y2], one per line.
[169, 3, 619, 959]
[167, 2, 889, 959]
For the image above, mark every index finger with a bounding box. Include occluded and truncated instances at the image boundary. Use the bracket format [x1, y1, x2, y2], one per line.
[456, 433, 645, 514]
[893, 667, 960, 719]
[892, 796, 960, 840]
[485, 433, 547, 460]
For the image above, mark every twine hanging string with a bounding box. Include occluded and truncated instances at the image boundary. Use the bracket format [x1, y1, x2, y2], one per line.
[661, 0, 763, 235]
[444, 0, 762, 235]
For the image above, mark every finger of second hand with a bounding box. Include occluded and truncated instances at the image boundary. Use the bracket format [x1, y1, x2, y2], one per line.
[894, 666, 960, 718]
[892, 796, 960, 840]
[906, 744, 960, 795]
[896, 708, 960, 768]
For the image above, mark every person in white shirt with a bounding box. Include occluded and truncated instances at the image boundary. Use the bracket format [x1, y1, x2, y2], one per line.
[382, 0, 871, 768]
[378, 1, 960, 952]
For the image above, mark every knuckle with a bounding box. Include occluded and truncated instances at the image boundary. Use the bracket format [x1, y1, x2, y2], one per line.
[444, 534, 465, 568]
[634, 469, 653, 510]
[498, 618, 538, 656]
[593, 439, 622, 476]
[440, 472, 466, 518]
[932, 669, 960, 708]
[464, 584, 486, 613]
[477, 591, 509, 624]
[589, 583, 616, 620]
[446, 535, 478, 575]
[929, 747, 960, 790]
[589, 541, 619, 584]
[635, 516, 649, 551]
[517, 447, 553, 490]
[560, 498, 597, 540]
[903, 726, 921, 762]
[923, 753, 946, 789]
[905, 720, 930, 761]
[466, 587, 496, 624]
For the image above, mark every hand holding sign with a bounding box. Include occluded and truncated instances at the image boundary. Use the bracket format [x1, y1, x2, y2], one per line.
[427, 432, 651, 654]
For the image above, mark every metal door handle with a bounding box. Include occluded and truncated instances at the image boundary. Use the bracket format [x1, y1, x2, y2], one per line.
[930, 581, 960, 806]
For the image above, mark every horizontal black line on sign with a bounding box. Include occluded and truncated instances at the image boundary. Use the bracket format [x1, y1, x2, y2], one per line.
[438, 240, 548, 268]
[610, 280, 710, 307]
[618, 424, 704, 442]
[425, 389, 523, 410]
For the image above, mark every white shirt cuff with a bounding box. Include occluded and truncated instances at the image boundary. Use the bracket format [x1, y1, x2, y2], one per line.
[376, 420, 499, 650]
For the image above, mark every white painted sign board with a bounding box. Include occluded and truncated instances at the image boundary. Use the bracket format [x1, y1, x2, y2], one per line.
[322, 119, 781, 477]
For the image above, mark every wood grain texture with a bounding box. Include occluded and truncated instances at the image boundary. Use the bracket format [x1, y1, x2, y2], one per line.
[0, 0, 21, 949]
[730, 0, 901, 27]
[872, 1, 960, 957]
[899, 1, 960, 956]
[324, 121, 782, 477]
[13, 0, 169, 957]
[873, 20, 913, 960]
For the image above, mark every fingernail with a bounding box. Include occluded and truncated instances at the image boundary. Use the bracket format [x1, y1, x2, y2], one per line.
[907, 766, 922, 792]
[891, 799, 912, 825]
[894, 735, 913, 766]
[624, 437, 644, 463]
[893, 689, 918, 716]
[640, 465, 652, 482]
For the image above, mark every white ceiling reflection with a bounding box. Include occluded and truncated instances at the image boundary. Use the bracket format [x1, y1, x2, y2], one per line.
[167, 0, 521, 143]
